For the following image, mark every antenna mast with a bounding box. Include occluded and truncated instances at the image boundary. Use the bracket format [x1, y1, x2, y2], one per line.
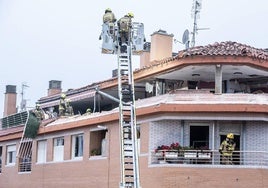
[191, 0, 202, 47]
[20, 83, 29, 111]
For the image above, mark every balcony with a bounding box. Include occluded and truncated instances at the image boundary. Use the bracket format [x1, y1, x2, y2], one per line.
[18, 157, 32, 173]
[151, 150, 268, 168]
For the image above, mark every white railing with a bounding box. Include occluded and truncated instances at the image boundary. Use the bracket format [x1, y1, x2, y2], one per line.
[18, 158, 32, 172]
[151, 150, 268, 168]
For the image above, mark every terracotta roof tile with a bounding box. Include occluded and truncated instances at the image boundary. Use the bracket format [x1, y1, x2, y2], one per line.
[180, 41, 268, 61]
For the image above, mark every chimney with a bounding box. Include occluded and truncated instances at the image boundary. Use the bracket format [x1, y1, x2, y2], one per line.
[47, 80, 62, 96]
[3, 85, 17, 117]
[150, 29, 174, 62]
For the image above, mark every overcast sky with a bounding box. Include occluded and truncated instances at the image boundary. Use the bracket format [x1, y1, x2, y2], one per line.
[0, 0, 267, 117]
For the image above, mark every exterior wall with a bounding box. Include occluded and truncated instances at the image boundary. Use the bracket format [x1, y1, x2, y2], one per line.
[47, 88, 62, 96]
[149, 120, 182, 151]
[150, 31, 173, 62]
[1, 119, 268, 187]
[244, 121, 268, 151]
[140, 166, 268, 188]
[140, 51, 150, 68]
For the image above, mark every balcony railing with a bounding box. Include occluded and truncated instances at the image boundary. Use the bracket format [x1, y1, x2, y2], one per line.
[18, 158, 32, 172]
[151, 150, 268, 168]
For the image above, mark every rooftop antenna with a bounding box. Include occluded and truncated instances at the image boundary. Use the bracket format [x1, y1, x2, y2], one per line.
[20, 82, 29, 111]
[190, 0, 209, 47]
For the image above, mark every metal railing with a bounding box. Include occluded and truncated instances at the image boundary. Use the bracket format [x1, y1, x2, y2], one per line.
[151, 150, 268, 168]
[18, 158, 32, 172]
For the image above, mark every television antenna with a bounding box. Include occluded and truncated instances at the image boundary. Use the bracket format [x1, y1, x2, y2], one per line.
[190, 0, 209, 47]
[20, 82, 29, 111]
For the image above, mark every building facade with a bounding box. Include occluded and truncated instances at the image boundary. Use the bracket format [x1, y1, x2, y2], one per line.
[0, 31, 268, 187]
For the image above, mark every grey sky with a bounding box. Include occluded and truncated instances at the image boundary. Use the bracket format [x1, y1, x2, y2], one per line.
[0, 0, 267, 117]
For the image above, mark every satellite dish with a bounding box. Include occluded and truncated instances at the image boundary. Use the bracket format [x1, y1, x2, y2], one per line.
[182, 29, 189, 44]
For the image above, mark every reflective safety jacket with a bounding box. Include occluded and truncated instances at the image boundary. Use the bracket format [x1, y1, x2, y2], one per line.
[219, 140, 236, 156]
[118, 16, 131, 32]
[103, 12, 116, 23]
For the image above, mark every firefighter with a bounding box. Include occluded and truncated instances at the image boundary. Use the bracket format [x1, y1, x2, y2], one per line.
[65, 99, 74, 116]
[33, 104, 44, 121]
[118, 12, 134, 52]
[83, 108, 92, 116]
[219, 133, 236, 165]
[101, 8, 117, 38]
[103, 8, 116, 24]
[59, 93, 67, 116]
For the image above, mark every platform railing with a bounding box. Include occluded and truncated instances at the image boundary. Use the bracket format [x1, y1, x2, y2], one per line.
[151, 150, 268, 168]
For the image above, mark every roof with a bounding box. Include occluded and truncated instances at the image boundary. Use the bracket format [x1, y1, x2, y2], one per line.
[180, 41, 268, 60]
[37, 41, 268, 107]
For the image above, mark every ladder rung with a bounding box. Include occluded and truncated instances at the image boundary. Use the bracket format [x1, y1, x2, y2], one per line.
[125, 168, 133, 171]
[125, 175, 134, 178]
[124, 154, 133, 156]
[125, 162, 133, 165]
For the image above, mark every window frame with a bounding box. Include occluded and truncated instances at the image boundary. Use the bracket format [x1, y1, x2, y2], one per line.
[72, 134, 84, 160]
[6, 144, 16, 166]
[53, 137, 64, 162]
[37, 140, 47, 164]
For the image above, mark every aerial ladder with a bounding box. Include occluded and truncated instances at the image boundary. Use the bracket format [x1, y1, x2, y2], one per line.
[99, 17, 145, 188]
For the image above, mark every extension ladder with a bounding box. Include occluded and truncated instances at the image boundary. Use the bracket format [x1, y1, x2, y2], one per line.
[118, 44, 140, 188]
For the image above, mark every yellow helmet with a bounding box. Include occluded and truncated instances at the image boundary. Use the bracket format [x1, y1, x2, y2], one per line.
[227, 133, 234, 139]
[105, 8, 112, 13]
[128, 12, 134, 18]
[61, 93, 66, 99]
[86, 108, 91, 113]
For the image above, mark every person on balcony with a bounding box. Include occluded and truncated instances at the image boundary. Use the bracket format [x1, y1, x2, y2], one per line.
[219, 133, 236, 165]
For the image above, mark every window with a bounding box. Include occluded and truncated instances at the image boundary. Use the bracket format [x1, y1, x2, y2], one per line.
[190, 126, 209, 149]
[53, 137, 64, 162]
[18, 141, 32, 172]
[37, 140, 47, 163]
[6, 145, 16, 165]
[90, 130, 107, 157]
[72, 134, 83, 159]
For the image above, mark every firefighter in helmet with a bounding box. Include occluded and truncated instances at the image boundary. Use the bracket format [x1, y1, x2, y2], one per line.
[65, 99, 74, 116]
[100, 8, 117, 38]
[118, 12, 134, 52]
[103, 8, 116, 24]
[83, 108, 92, 116]
[219, 133, 236, 164]
[59, 93, 67, 116]
[33, 104, 45, 121]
